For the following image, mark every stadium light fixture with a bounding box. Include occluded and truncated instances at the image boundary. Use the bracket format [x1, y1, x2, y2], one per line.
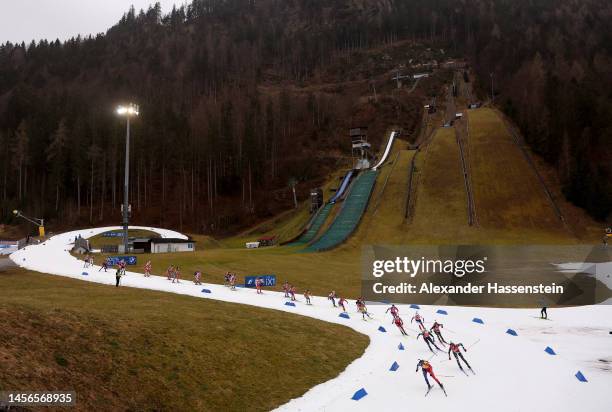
[116, 102, 139, 253]
[116, 103, 139, 116]
[13, 209, 45, 237]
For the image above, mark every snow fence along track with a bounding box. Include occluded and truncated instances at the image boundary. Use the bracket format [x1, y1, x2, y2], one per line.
[9, 227, 611, 412]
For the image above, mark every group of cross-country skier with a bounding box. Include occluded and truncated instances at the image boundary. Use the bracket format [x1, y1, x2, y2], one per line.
[90, 257, 477, 396]
[381, 304, 476, 396]
[395, 306, 476, 396]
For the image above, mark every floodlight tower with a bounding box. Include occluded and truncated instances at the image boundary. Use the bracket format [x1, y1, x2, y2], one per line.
[116, 103, 139, 253]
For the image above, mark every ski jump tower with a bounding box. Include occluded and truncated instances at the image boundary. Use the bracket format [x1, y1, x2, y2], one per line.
[350, 127, 371, 170]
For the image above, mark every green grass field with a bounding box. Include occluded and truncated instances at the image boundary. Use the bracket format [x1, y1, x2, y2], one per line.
[88, 229, 160, 248]
[0, 268, 368, 411]
[408, 126, 472, 241]
[106, 246, 363, 298]
[467, 108, 563, 232]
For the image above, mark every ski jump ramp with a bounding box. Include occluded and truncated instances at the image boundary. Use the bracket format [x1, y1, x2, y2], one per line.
[305, 170, 378, 252]
[289, 170, 355, 246]
[372, 131, 398, 170]
[330, 170, 355, 204]
[9, 226, 611, 411]
[292, 131, 397, 251]
[304, 131, 397, 251]
[287, 203, 333, 246]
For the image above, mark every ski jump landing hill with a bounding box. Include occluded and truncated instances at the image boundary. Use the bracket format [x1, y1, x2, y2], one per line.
[10, 228, 611, 410]
[287, 170, 356, 247]
[297, 131, 398, 252]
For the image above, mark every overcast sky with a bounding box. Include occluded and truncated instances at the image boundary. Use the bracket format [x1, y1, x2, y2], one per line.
[0, 0, 182, 44]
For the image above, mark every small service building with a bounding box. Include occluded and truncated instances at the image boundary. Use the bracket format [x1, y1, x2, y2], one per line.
[150, 238, 195, 254]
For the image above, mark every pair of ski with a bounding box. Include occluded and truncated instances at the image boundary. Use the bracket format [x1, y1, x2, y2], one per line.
[459, 366, 476, 376]
[531, 316, 553, 321]
[425, 384, 447, 397]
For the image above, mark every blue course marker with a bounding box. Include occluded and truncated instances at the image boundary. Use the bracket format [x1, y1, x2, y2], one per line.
[544, 346, 556, 355]
[575, 371, 588, 382]
[410, 304, 420, 309]
[378, 326, 387, 333]
[285, 302, 296, 307]
[506, 329, 518, 336]
[398, 343, 405, 350]
[201, 289, 212, 294]
[389, 361, 400, 372]
[351, 388, 368, 401]
[472, 318, 484, 324]
[81, 272, 88, 276]
[436, 309, 448, 315]
[339, 312, 350, 319]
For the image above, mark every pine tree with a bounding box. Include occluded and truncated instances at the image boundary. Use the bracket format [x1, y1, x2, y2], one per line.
[12, 120, 29, 201]
[46, 119, 68, 211]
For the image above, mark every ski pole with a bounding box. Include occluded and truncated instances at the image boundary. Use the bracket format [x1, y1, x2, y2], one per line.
[467, 339, 480, 350]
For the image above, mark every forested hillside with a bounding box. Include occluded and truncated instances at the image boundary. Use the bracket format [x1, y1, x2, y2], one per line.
[0, 0, 609, 234]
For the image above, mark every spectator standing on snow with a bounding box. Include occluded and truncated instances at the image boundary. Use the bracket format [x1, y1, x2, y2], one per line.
[115, 267, 123, 287]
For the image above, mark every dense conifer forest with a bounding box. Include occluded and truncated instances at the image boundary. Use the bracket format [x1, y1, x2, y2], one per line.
[0, 0, 609, 233]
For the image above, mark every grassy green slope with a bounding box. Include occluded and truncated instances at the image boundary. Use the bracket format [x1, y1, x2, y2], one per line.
[0, 268, 368, 412]
[407, 126, 473, 241]
[468, 108, 563, 232]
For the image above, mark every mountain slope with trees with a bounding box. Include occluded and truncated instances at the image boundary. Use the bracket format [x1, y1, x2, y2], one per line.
[0, 0, 609, 235]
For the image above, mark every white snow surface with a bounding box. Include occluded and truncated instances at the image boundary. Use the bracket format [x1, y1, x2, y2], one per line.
[372, 131, 397, 171]
[9, 226, 612, 411]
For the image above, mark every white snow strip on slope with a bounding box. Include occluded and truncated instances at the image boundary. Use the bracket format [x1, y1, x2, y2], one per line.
[9, 227, 612, 411]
